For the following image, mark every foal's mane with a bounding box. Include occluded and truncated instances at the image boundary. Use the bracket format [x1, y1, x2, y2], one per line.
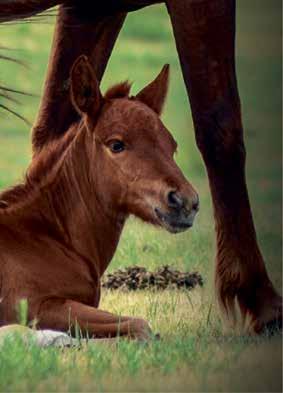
[0, 122, 80, 212]
[0, 81, 132, 213]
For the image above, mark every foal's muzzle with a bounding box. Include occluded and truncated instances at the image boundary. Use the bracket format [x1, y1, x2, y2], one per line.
[155, 191, 199, 234]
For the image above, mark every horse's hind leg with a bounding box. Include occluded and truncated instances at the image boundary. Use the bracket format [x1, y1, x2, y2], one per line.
[37, 299, 152, 340]
[166, 0, 282, 333]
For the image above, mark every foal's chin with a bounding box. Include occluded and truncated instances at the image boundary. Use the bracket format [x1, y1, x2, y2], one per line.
[130, 205, 194, 234]
[153, 207, 193, 234]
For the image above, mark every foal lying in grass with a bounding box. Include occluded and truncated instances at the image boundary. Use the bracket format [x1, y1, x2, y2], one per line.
[0, 56, 199, 340]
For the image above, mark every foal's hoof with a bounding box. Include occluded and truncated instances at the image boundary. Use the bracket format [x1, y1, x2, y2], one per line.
[130, 318, 153, 342]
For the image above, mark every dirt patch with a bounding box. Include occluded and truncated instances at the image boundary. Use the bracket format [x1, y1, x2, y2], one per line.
[102, 265, 203, 291]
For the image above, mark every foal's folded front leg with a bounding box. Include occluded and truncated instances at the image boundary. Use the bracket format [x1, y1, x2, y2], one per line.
[37, 299, 152, 341]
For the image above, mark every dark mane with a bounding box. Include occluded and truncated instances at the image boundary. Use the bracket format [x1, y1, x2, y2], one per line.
[104, 81, 132, 100]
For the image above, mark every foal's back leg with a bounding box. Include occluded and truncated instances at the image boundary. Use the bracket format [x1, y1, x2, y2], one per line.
[37, 299, 152, 340]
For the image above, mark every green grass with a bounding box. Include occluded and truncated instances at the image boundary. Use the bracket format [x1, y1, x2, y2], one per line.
[0, 0, 282, 392]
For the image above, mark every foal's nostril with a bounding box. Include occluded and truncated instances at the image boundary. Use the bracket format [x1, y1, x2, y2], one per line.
[167, 191, 184, 209]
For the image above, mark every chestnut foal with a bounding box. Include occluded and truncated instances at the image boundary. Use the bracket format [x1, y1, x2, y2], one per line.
[0, 56, 199, 339]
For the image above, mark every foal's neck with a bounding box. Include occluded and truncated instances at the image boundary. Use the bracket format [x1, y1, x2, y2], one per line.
[41, 125, 125, 277]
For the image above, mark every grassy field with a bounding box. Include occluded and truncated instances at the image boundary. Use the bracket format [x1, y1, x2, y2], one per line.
[0, 1, 282, 392]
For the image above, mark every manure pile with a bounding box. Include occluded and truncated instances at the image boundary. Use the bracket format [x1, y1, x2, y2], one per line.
[102, 265, 203, 291]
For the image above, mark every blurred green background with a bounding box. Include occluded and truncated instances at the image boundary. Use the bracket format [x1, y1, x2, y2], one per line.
[0, 1, 282, 391]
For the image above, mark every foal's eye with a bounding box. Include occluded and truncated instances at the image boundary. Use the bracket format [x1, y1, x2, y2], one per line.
[108, 140, 125, 153]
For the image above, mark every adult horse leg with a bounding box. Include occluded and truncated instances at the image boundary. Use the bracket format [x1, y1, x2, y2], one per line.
[166, 0, 281, 333]
[31, 1, 162, 153]
[38, 299, 152, 340]
[31, 5, 126, 153]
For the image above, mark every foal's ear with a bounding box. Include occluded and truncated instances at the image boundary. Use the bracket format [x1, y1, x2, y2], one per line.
[70, 55, 103, 116]
[136, 64, 170, 115]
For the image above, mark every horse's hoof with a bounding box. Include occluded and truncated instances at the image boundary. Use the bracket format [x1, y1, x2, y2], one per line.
[262, 316, 282, 336]
[252, 296, 282, 335]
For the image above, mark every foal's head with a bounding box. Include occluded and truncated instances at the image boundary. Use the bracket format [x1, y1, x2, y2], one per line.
[70, 56, 199, 233]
